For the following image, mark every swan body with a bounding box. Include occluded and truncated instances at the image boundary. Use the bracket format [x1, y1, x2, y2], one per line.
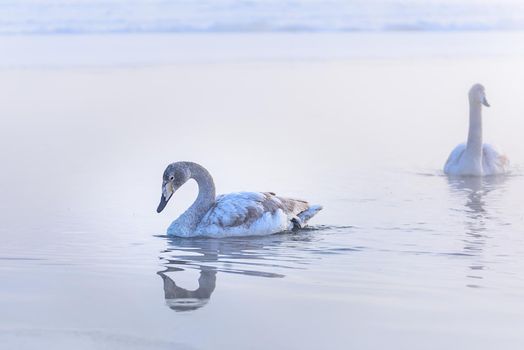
[445, 143, 509, 176]
[157, 162, 322, 238]
[444, 84, 509, 176]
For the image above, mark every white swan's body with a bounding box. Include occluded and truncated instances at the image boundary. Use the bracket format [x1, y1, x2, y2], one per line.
[444, 84, 509, 177]
[157, 162, 322, 238]
[445, 143, 509, 176]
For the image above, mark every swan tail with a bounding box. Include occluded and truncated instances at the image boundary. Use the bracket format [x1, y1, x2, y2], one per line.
[292, 205, 323, 229]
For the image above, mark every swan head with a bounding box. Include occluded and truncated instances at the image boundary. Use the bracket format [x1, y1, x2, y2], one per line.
[469, 83, 490, 107]
[157, 162, 191, 213]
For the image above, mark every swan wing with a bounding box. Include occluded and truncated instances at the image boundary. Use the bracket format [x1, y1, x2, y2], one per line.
[197, 192, 314, 236]
[483, 144, 510, 175]
[444, 143, 466, 175]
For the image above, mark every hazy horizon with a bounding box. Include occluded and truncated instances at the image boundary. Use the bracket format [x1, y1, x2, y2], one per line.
[1, 0, 524, 34]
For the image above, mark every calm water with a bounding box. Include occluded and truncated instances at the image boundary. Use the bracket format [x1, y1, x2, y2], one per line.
[2, 32, 524, 349]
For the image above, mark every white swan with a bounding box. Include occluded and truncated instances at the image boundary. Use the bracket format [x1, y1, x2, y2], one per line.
[444, 84, 509, 176]
[156, 162, 322, 237]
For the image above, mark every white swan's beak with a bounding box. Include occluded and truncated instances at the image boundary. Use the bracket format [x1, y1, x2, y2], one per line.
[482, 97, 490, 107]
[157, 183, 174, 213]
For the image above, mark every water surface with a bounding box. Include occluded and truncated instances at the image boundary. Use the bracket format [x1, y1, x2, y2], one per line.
[2, 32, 524, 349]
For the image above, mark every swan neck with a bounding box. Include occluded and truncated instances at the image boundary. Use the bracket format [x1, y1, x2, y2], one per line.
[466, 101, 483, 156]
[184, 162, 216, 230]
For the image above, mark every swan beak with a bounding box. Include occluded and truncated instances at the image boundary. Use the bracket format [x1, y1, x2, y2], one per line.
[482, 97, 490, 107]
[157, 183, 174, 213]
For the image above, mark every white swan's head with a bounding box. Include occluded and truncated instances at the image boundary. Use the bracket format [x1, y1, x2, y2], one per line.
[469, 83, 490, 107]
[157, 162, 191, 213]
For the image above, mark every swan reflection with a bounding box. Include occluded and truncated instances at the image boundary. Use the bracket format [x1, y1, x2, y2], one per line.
[447, 175, 507, 288]
[157, 233, 315, 311]
[158, 266, 217, 312]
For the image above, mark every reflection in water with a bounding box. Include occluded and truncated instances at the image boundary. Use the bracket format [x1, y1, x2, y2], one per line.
[447, 175, 507, 288]
[158, 267, 217, 312]
[157, 233, 317, 312]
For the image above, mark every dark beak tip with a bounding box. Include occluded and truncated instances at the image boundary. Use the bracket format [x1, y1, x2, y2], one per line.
[157, 194, 170, 213]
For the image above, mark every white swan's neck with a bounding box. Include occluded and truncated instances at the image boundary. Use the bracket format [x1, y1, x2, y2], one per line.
[177, 163, 216, 232]
[466, 101, 483, 157]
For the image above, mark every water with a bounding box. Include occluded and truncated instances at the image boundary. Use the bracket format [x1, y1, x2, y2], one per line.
[1, 0, 524, 34]
[2, 31, 524, 349]
[6, 31, 524, 69]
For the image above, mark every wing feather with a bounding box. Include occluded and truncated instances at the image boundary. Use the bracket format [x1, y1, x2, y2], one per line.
[199, 192, 310, 229]
[444, 143, 466, 174]
[483, 144, 510, 175]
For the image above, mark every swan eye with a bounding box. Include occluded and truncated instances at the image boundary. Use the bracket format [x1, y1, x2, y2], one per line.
[169, 175, 174, 181]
